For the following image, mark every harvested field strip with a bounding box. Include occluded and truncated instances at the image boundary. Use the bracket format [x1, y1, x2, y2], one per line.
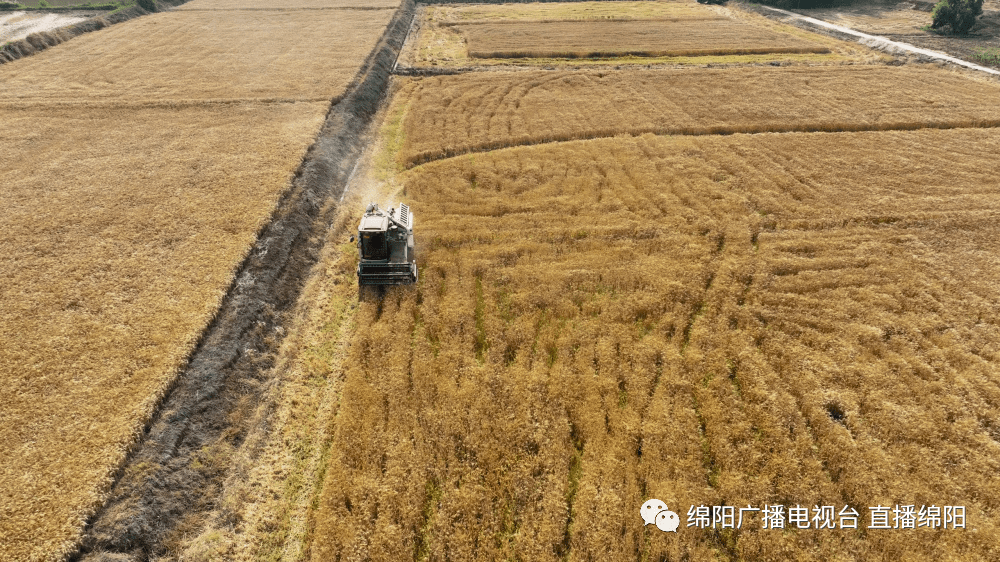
[0, 102, 328, 562]
[177, 6, 399, 10]
[458, 20, 829, 59]
[311, 129, 1000, 560]
[440, 16, 729, 26]
[426, 1, 719, 24]
[177, 0, 400, 8]
[399, 66, 1000, 166]
[0, 9, 394, 102]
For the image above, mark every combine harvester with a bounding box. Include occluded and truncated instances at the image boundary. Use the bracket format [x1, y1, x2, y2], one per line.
[355, 202, 417, 297]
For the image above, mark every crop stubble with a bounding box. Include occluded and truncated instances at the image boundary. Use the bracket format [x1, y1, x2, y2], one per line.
[0, 102, 328, 561]
[400, 66, 1000, 167]
[458, 19, 829, 59]
[0, 0, 398, 559]
[310, 127, 1000, 561]
[176, 0, 401, 10]
[406, 0, 867, 68]
[0, 9, 394, 102]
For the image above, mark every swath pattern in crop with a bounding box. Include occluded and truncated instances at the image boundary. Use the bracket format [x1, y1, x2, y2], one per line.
[310, 129, 1000, 561]
[399, 66, 1000, 167]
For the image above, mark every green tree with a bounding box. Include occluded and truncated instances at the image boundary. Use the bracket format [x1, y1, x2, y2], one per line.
[931, 0, 984, 34]
[137, 0, 156, 11]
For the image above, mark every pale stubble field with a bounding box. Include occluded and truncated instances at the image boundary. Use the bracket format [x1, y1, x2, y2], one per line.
[0, 0, 398, 559]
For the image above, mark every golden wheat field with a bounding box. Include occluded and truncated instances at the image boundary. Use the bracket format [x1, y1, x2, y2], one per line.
[0, 8, 393, 102]
[405, 0, 868, 69]
[309, 127, 1000, 561]
[458, 19, 829, 59]
[399, 65, 1000, 167]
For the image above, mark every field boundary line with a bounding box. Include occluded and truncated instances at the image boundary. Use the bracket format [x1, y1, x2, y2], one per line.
[759, 4, 1000, 76]
[404, 118, 1000, 168]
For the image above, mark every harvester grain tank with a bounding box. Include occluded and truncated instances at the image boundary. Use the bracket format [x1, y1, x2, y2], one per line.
[355, 202, 417, 287]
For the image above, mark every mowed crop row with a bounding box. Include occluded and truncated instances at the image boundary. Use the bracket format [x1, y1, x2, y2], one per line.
[458, 19, 829, 59]
[399, 66, 1000, 166]
[310, 129, 1000, 561]
[0, 8, 394, 102]
[0, 0, 400, 559]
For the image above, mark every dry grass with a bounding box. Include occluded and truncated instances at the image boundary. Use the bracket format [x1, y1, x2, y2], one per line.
[0, 9, 394, 102]
[405, 1, 872, 68]
[399, 66, 1000, 166]
[459, 19, 830, 59]
[309, 128, 1000, 561]
[176, 0, 401, 10]
[798, 4, 936, 35]
[0, 101, 327, 562]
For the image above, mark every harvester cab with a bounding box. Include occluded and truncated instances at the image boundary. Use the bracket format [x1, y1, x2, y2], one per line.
[355, 202, 417, 288]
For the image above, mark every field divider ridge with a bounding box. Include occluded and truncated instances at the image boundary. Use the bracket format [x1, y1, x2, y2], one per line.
[403, 118, 1000, 168]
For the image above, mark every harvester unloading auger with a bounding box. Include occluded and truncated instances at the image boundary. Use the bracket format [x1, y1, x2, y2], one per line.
[355, 202, 417, 291]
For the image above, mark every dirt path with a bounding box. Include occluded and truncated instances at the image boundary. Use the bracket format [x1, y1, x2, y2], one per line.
[0, 11, 89, 43]
[759, 4, 1000, 76]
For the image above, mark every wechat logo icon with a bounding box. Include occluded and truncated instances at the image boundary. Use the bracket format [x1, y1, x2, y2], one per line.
[641, 499, 679, 532]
